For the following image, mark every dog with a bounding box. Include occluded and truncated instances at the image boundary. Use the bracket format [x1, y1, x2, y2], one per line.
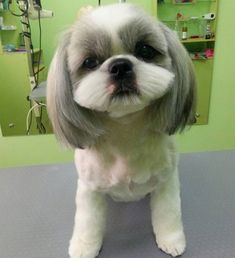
[47, 3, 196, 258]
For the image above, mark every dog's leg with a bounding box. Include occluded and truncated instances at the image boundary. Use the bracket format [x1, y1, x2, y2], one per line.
[69, 180, 106, 258]
[150, 169, 186, 257]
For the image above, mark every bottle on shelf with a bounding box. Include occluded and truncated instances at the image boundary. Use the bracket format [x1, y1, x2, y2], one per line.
[182, 22, 188, 40]
[174, 12, 183, 38]
[205, 21, 212, 39]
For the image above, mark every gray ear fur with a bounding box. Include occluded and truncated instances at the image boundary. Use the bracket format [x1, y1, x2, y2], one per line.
[149, 23, 197, 134]
[47, 31, 104, 149]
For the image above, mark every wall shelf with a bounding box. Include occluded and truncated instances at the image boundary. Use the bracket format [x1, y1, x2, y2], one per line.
[159, 0, 216, 4]
[0, 25, 17, 31]
[181, 37, 215, 43]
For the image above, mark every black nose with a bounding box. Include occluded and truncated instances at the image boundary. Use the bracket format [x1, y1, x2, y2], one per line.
[109, 58, 133, 79]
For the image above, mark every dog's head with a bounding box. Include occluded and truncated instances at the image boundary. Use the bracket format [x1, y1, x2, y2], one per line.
[47, 4, 196, 148]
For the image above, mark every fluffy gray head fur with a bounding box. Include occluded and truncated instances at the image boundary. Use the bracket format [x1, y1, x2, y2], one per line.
[46, 4, 196, 149]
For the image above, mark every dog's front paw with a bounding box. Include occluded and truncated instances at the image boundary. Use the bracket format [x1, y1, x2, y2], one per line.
[69, 238, 102, 258]
[156, 231, 186, 257]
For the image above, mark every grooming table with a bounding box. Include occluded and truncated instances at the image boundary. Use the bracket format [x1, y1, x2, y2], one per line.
[0, 150, 235, 258]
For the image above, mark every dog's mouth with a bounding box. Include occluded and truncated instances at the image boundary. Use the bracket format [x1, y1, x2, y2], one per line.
[110, 78, 140, 99]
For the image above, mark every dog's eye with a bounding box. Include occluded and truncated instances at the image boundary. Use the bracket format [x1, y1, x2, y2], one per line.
[83, 57, 100, 70]
[135, 42, 159, 61]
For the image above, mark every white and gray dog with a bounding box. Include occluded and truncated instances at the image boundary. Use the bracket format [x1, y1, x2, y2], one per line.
[47, 3, 196, 258]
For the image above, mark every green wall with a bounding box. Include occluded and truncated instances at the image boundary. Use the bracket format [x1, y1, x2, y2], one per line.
[30, 0, 154, 68]
[0, 0, 235, 168]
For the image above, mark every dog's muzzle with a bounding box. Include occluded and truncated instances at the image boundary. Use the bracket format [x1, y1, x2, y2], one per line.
[109, 58, 139, 97]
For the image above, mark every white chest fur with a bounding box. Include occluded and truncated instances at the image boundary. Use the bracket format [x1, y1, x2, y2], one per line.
[74, 116, 177, 202]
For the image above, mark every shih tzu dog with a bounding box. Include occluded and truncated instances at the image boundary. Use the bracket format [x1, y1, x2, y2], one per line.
[47, 3, 196, 258]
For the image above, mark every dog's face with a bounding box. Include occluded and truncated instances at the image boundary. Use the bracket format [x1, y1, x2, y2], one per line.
[67, 4, 174, 118]
[47, 4, 196, 148]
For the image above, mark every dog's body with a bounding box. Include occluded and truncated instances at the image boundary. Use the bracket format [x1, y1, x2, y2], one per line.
[47, 4, 196, 258]
[75, 117, 176, 202]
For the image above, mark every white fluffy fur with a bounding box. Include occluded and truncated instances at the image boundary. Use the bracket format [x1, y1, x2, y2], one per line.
[69, 117, 186, 258]
[47, 4, 196, 258]
[74, 54, 174, 118]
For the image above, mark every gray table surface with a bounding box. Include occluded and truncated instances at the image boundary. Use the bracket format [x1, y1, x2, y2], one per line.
[0, 150, 235, 258]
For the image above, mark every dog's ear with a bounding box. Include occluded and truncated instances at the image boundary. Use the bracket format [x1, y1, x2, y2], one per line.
[47, 30, 104, 149]
[149, 23, 197, 134]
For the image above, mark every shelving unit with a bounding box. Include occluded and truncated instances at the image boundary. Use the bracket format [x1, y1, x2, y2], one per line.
[157, 0, 218, 125]
[0, 7, 50, 136]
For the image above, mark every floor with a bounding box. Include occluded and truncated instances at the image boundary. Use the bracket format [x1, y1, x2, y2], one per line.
[0, 150, 235, 258]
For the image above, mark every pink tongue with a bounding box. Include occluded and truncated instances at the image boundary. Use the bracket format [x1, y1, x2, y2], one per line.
[107, 84, 116, 94]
